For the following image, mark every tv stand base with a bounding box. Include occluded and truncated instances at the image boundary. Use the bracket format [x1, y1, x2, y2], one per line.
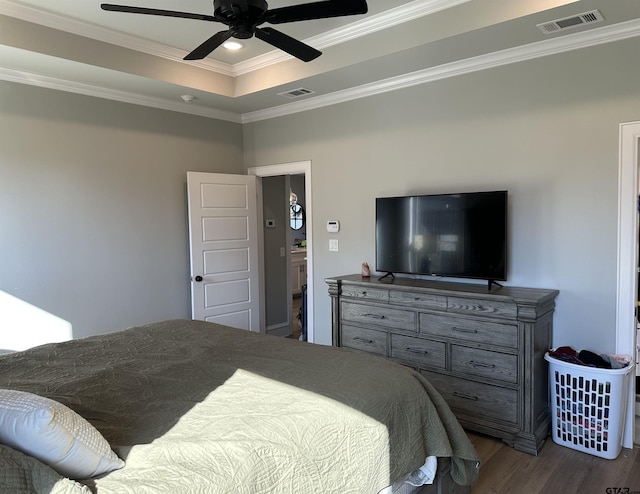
[488, 279, 503, 290]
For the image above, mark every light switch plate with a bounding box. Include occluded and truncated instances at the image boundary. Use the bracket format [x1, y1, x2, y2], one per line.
[329, 239, 339, 251]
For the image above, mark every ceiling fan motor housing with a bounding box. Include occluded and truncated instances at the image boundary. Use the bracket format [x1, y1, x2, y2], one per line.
[214, 0, 268, 22]
[214, 0, 268, 38]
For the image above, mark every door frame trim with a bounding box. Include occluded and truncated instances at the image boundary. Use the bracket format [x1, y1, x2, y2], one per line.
[249, 161, 314, 343]
[616, 120, 640, 447]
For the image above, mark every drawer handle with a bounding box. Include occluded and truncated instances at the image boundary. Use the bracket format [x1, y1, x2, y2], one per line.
[406, 347, 428, 355]
[354, 337, 374, 344]
[470, 361, 496, 369]
[364, 313, 386, 320]
[452, 327, 478, 334]
[453, 391, 479, 401]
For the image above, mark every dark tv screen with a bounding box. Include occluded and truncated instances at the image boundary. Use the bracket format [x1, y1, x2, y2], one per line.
[375, 191, 507, 281]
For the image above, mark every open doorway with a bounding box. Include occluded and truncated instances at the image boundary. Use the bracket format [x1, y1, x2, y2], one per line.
[249, 161, 314, 343]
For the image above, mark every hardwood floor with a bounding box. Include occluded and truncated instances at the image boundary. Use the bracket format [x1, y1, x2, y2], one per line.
[468, 431, 640, 493]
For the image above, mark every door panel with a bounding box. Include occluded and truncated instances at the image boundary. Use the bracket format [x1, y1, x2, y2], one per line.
[187, 172, 260, 332]
[201, 183, 249, 208]
[207, 310, 251, 329]
[205, 279, 250, 307]
[202, 217, 249, 241]
[204, 249, 249, 274]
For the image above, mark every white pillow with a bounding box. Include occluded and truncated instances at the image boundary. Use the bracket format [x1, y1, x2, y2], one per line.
[0, 389, 125, 479]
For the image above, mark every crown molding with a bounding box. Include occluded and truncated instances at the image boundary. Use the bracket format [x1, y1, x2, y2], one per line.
[0, 0, 234, 76]
[1, 0, 468, 77]
[2, 16, 639, 124]
[0, 67, 242, 123]
[232, 0, 470, 75]
[241, 18, 640, 123]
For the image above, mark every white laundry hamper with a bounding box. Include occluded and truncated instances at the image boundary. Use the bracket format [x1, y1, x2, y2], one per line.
[544, 353, 635, 459]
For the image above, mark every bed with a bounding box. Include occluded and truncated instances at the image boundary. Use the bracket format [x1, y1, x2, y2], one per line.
[0, 319, 479, 493]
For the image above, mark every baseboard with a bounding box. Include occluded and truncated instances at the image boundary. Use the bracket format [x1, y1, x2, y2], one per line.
[266, 324, 291, 337]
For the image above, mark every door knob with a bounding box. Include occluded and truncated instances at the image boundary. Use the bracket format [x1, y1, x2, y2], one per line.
[194, 275, 203, 282]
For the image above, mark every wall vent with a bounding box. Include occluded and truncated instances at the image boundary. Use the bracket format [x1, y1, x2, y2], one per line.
[278, 88, 316, 99]
[537, 9, 604, 35]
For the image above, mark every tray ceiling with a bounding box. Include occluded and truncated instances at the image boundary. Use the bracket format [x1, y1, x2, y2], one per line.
[1, 0, 639, 122]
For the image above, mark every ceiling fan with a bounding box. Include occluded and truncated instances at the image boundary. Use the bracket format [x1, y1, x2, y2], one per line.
[101, 0, 369, 62]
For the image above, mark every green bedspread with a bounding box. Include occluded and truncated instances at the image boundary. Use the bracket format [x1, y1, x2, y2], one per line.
[0, 319, 479, 493]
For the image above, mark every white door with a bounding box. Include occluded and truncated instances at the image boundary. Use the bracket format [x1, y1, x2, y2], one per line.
[187, 172, 260, 331]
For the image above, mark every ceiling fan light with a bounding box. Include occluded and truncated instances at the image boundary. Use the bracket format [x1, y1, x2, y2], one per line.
[223, 41, 243, 50]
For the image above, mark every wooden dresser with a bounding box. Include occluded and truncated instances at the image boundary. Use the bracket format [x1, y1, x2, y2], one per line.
[326, 274, 559, 455]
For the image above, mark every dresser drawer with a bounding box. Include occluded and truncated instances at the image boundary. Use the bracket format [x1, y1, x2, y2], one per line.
[451, 345, 518, 384]
[419, 312, 517, 348]
[341, 285, 389, 302]
[342, 301, 415, 330]
[389, 290, 447, 310]
[341, 324, 387, 356]
[422, 371, 519, 425]
[390, 334, 446, 370]
[447, 296, 517, 320]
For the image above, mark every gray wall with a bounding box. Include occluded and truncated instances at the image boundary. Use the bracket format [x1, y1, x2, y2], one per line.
[2, 36, 639, 351]
[0, 82, 244, 338]
[262, 175, 289, 331]
[243, 36, 640, 349]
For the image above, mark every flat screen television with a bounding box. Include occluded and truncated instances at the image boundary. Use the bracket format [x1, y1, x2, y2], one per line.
[375, 190, 507, 287]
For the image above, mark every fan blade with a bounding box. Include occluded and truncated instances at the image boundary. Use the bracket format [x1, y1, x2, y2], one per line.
[101, 4, 216, 22]
[184, 30, 235, 60]
[255, 27, 321, 62]
[266, 0, 367, 24]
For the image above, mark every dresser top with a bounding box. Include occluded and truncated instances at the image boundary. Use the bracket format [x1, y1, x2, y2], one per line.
[325, 274, 559, 305]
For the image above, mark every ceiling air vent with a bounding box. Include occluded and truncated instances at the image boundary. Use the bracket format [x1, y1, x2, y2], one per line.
[278, 88, 316, 99]
[537, 9, 604, 35]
